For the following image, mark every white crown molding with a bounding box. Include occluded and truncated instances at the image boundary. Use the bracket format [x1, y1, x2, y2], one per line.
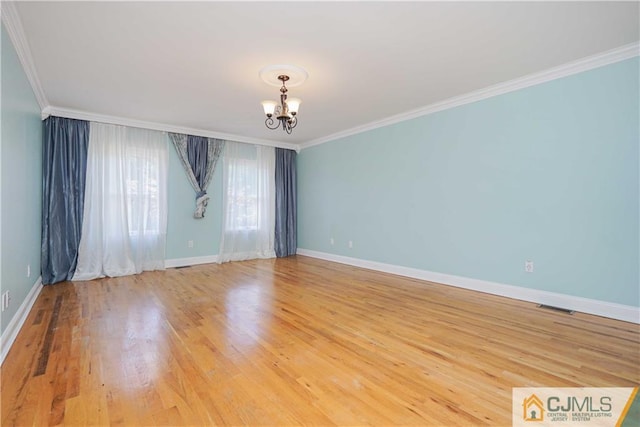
[43, 106, 299, 152]
[164, 255, 218, 269]
[296, 248, 640, 324]
[300, 41, 640, 150]
[1, 277, 43, 365]
[1, 2, 48, 110]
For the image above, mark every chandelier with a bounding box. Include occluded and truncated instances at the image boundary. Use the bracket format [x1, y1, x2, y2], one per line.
[261, 75, 301, 134]
[259, 65, 307, 135]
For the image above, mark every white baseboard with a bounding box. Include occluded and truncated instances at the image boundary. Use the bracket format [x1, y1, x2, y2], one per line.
[164, 255, 218, 269]
[296, 249, 639, 324]
[1, 276, 43, 365]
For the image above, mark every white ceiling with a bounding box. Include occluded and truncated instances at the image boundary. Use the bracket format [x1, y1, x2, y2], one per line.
[10, 1, 640, 147]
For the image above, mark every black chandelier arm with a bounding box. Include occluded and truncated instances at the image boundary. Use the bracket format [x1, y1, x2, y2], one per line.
[265, 116, 279, 130]
[282, 117, 294, 134]
[289, 116, 298, 129]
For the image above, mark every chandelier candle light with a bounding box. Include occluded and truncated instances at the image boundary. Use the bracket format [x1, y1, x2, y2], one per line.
[260, 65, 308, 134]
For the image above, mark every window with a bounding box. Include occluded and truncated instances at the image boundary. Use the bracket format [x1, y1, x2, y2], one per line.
[225, 158, 259, 231]
[125, 150, 162, 236]
[218, 142, 276, 262]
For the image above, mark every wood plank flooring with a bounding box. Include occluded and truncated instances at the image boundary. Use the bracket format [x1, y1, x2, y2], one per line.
[2, 255, 638, 426]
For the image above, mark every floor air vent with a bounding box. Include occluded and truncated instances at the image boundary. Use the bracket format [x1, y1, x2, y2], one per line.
[537, 304, 574, 315]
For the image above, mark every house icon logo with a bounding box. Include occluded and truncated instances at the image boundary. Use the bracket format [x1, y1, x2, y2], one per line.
[523, 394, 544, 421]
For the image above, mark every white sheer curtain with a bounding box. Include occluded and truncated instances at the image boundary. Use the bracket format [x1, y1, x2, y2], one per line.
[73, 123, 168, 280]
[218, 142, 275, 263]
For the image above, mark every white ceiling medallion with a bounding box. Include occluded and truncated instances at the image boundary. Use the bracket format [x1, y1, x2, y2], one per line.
[259, 64, 308, 88]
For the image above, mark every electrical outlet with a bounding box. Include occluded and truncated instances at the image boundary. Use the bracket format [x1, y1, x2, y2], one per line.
[348, 240, 353, 249]
[188, 240, 194, 248]
[525, 261, 534, 273]
[330, 237, 334, 245]
[27, 264, 31, 278]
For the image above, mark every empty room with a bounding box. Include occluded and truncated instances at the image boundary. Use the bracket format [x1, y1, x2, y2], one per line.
[1, 1, 639, 426]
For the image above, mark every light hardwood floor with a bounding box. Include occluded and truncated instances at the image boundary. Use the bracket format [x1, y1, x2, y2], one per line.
[2, 255, 638, 426]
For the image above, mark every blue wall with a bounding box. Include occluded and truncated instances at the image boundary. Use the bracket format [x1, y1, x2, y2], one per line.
[298, 58, 639, 307]
[1, 24, 43, 334]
